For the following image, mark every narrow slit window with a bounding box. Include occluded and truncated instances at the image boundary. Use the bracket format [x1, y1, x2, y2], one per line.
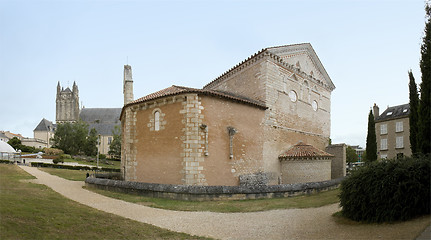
[154, 111, 160, 131]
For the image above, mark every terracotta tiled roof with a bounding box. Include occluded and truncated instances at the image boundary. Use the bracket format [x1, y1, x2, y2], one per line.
[125, 85, 267, 109]
[279, 142, 333, 160]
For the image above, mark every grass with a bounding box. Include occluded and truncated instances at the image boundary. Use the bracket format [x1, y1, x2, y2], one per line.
[86, 185, 340, 213]
[39, 167, 89, 181]
[0, 164, 209, 240]
[35, 167, 341, 213]
[62, 158, 121, 169]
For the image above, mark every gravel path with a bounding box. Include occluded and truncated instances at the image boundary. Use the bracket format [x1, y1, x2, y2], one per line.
[19, 166, 428, 240]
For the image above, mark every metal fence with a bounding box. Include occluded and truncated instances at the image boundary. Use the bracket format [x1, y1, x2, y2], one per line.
[0, 152, 21, 162]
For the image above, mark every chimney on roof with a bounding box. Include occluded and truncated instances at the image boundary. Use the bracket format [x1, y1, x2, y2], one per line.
[373, 103, 379, 120]
[123, 65, 134, 105]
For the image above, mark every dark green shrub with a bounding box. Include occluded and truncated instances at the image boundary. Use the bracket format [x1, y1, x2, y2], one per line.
[98, 154, 106, 160]
[339, 155, 430, 222]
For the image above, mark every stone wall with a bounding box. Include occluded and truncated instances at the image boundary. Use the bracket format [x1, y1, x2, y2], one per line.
[200, 96, 265, 186]
[280, 159, 331, 184]
[85, 176, 343, 201]
[121, 93, 266, 186]
[205, 53, 332, 185]
[325, 144, 346, 179]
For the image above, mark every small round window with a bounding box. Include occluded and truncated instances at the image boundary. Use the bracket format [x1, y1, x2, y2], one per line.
[288, 90, 297, 102]
[312, 100, 318, 111]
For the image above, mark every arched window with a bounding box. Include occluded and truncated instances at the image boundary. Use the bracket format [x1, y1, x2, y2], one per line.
[154, 111, 160, 131]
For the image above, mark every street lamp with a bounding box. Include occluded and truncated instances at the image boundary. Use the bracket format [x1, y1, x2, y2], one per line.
[96, 134, 101, 169]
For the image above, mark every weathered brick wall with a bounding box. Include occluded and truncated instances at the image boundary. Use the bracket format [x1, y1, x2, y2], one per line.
[325, 144, 346, 179]
[280, 159, 331, 184]
[205, 56, 332, 185]
[122, 93, 266, 186]
[200, 96, 266, 186]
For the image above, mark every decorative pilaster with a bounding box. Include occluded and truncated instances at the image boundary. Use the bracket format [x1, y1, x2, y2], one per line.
[180, 94, 207, 185]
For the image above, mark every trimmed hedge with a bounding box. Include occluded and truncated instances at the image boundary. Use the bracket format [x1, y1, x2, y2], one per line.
[30, 162, 120, 172]
[339, 155, 430, 222]
[0, 160, 13, 164]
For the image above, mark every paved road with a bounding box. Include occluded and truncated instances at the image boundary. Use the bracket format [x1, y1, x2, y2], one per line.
[19, 166, 429, 240]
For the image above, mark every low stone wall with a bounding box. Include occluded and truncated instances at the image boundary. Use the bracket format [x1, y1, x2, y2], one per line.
[85, 177, 344, 201]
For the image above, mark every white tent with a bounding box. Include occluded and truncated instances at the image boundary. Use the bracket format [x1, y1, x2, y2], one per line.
[0, 141, 17, 161]
[0, 141, 16, 153]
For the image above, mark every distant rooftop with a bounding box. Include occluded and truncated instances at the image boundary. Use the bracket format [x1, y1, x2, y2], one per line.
[375, 103, 410, 122]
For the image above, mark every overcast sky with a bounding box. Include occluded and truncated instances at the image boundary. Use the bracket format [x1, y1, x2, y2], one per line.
[0, 0, 426, 148]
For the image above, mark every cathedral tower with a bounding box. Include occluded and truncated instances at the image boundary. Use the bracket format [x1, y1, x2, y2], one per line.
[123, 65, 134, 105]
[56, 81, 80, 123]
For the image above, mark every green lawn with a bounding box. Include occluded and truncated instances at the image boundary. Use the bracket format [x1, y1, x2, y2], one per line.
[0, 164, 209, 240]
[35, 166, 341, 213]
[62, 158, 121, 169]
[39, 167, 89, 181]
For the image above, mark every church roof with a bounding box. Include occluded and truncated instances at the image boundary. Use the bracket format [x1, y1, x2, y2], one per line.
[204, 43, 335, 91]
[125, 85, 267, 110]
[80, 108, 121, 136]
[375, 103, 410, 122]
[34, 118, 56, 132]
[80, 108, 122, 124]
[279, 142, 333, 160]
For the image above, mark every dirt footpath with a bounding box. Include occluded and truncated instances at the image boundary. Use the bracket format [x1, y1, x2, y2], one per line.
[19, 166, 429, 240]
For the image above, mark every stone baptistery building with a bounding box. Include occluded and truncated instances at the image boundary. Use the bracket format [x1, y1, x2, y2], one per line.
[121, 43, 336, 186]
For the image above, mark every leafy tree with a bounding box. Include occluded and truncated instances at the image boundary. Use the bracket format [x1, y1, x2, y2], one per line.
[346, 146, 358, 163]
[365, 110, 377, 162]
[6, 137, 38, 153]
[409, 70, 420, 155]
[418, 3, 431, 155]
[7, 137, 21, 151]
[51, 121, 90, 155]
[108, 125, 121, 160]
[84, 128, 98, 156]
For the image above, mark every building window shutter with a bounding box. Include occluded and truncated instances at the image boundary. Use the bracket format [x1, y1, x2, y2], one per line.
[381, 139, 388, 150]
[380, 124, 387, 135]
[396, 122, 403, 132]
[396, 136, 404, 148]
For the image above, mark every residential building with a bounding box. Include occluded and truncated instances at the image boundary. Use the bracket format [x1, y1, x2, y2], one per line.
[373, 103, 411, 159]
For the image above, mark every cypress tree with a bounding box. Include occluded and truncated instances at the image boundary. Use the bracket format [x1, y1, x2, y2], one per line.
[408, 70, 420, 155]
[366, 109, 377, 162]
[418, 4, 431, 155]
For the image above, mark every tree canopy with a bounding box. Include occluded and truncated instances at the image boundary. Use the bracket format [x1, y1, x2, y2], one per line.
[108, 125, 121, 160]
[365, 110, 377, 162]
[418, 2, 431, 155]
[346, 146, 358, 163]
[51, 121, 98, 156]
[408, 70, 420, 155]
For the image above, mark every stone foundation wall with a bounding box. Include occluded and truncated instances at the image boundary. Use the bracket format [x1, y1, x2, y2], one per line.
[325, 144, 346, 179]
[85, 177, 343, 201]
[280, 159, 331, 184]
